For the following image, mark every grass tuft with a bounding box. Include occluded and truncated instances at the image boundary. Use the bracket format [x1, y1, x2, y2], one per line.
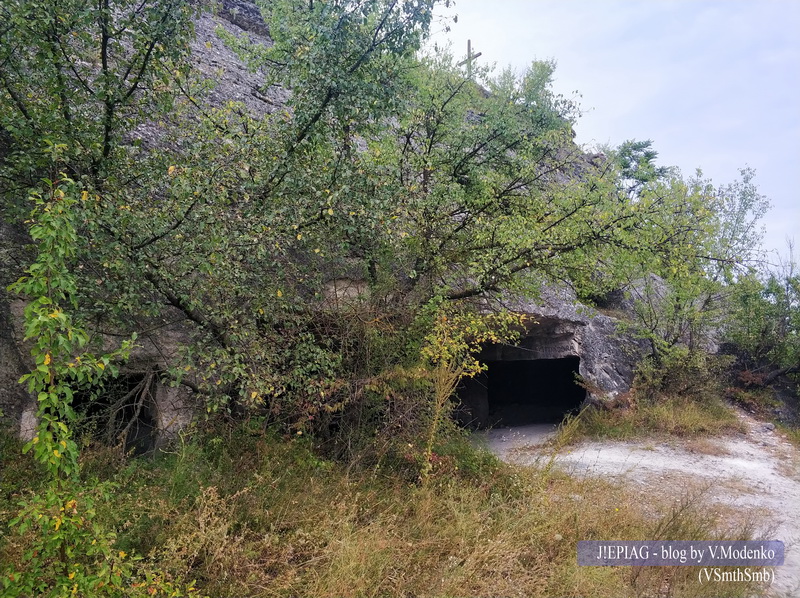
[568, 396, 745, 441]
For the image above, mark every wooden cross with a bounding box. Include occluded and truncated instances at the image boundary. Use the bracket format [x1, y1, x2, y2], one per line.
[457, 39, 482, 79]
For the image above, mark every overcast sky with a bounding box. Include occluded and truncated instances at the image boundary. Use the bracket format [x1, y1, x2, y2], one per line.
[430, 0, 799, 260]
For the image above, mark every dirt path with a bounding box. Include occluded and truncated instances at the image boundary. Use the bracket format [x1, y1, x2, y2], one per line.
[478, 412, 800, 597]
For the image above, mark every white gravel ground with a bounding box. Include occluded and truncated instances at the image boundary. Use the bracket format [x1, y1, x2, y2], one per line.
[477, 412, 800, 597]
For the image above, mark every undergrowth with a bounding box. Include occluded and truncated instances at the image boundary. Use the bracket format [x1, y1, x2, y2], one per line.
[727, 381, 800, 448]
[1, 421, 766, 598]
[569, 395, 745, 441]
[568, 351, 746, 441]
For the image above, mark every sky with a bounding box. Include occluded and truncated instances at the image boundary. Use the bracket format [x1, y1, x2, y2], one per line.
[430, 0, 799, 261]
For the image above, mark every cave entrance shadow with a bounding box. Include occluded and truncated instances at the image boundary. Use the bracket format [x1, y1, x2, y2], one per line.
[456, 356, 586, 430]
[73, 372, 158, 455]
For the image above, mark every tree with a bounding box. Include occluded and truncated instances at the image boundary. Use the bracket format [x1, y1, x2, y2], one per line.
[2, 0, 772, 435]
[607, 161, 770, 391]
[611, 139, 674, 197]
[727, 246, 800, 383]
[0, 0, 197, 209]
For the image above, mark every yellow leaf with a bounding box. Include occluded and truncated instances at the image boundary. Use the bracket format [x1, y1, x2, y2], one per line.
[81, 190, 89, 201]
[53, 449, 60, 457]
[327, 208, 334, 216]
[296, 233, 302, 240]
[250, 391, 258, 400]
[96, 362, 105, 370]
[44, 353, 51, 365]
[54, 517, 62, 530]
[277, 289, 283, 298]
[168, 165, 176, 175]
[48, 310, 60, 318]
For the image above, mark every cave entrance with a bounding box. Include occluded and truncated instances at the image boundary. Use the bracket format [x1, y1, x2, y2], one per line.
[486, 357, 585, 427]
[73, 372, 157, 455]
[455, 356, 586, 429]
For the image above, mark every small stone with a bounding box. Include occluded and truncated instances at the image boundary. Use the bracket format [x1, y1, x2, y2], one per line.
[763, 423, 776, 432]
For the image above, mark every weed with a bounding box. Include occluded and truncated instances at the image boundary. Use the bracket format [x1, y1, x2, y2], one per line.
[4, 423, 759, 597]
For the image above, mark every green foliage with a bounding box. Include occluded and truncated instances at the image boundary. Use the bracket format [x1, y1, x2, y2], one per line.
[4, 0, 773, 436]
[9, 176, 131, 477]
[2, 482, 200, 598]
[0, 1, 784, 595]
[634, 349, 733, 404]
[726, 253, 800, 377]
[611, 139, 675, 197]
[0, 0, 197, 207]
[417, 302, 523, 481]
[1, 178, 198, 597]
[8, 177, 134, 481]
[607, 161, 770, 368]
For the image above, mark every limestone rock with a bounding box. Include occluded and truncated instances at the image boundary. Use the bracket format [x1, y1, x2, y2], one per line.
[0, 221, 32, 431]
[457, 282, 649, 429]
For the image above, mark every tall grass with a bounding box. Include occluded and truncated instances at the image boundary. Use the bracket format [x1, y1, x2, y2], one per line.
[569, 396, 745, 441]
[0, 423, 766, 597]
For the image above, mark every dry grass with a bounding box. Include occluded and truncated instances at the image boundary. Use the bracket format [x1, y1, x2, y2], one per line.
[567, 396, 746, 443]
[683, 437, 732, 456]
[0, 425, 767, 598]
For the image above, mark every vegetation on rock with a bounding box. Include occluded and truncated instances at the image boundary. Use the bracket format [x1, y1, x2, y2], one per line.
[0, 0, 796, 595]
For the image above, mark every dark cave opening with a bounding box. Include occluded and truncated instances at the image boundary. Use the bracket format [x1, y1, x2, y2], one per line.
[454, 356, 587, 429]
[73, 373, 157, 455]
[486, 357, 586, 426]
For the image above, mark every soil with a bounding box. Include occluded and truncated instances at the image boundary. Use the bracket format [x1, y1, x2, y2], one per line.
[477, 411, 800, 597]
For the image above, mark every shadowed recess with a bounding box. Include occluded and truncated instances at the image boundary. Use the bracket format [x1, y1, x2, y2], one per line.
[73, 372, 157, 455]
[486, 357, 585, 427]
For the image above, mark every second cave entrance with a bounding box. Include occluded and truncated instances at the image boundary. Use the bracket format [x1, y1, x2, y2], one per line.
[456, 356, 587, 429]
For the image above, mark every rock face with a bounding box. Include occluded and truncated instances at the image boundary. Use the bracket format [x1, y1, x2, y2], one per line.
[456, 284, 648, 429]
[0, 221, 30, 431]
[0, 294, 29, 428]
[191, 0, 287, 117]
[217, 0, 270, 37]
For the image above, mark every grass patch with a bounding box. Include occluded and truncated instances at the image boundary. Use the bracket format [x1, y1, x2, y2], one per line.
[566, 396, 745, 442]
[0, 423, 767, 598]
[727, 385, 800, 448]
[727, 386, 781, 417]
[778, 423, 800, 448]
